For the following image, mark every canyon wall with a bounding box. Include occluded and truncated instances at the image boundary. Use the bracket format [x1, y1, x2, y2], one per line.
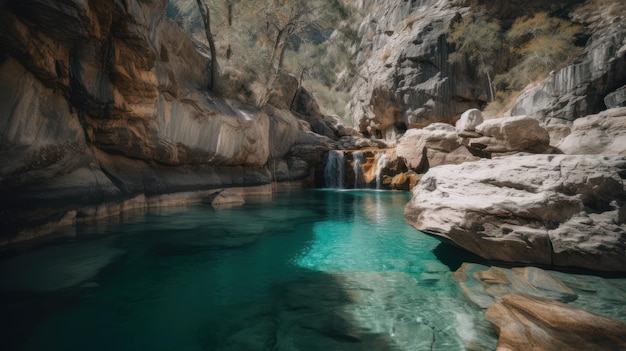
[0, 0, 334, 244]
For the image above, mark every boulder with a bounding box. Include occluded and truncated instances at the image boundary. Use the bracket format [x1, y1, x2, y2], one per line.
[456, 109, 484, 134]
[605, 85, 626, 109]
[469, 116, 551, 154]
[396, 123, 462, 171]
[558, 107, 626, 155]
[486, 294, 626, 351]
[404, 154, 626, 272]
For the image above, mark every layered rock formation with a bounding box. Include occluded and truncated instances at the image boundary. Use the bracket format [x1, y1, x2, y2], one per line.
[404, 154, 626, 271]
[511, 13, 626, 125]
[347, 0, 489, 139]
[0, 0, 335, 245]
[487, 294, 626, 351]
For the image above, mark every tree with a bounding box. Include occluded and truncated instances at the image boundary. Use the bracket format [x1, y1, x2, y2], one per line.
[448, 13, 502, 102]
[507, 12, 581, 84]
[195, 0, 218, 91]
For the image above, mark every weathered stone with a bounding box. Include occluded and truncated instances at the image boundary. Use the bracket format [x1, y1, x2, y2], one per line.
[0, 0, 336, 244]
[558, 107, 626, 155]
[347, 0, 488, 137]
[605, 85, 626, 109]
[404, 154, 626, 271]
[390, 171, 421, 191]
[456, 109, 484, 133]
[472, 116, 550, 154]
[396, 123, 461, 171]
[544, 124, 571, 147]
[426, 146, 481, 168]
[202, 189, 245, 208]
[453, 263, 577, 309]
[266, 69, 299, 110]
[486, 294, 626, 351]
[510, 18, 626, 124]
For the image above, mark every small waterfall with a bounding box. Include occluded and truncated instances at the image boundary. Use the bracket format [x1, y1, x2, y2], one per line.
[324, 151, 345, 188]
[376, 153, 390, 190]
[353, 151, 365, 188]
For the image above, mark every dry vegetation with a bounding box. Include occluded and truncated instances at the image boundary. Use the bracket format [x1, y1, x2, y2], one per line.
[448, 10, 584, 114]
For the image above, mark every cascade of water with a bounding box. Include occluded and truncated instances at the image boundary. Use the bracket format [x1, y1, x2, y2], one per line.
[353, 151, 365, 188]
[324, 151, 345, 188]
[376, 153, 390, 190]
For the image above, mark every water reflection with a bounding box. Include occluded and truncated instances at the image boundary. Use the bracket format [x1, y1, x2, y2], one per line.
[0, 190, 493, 351]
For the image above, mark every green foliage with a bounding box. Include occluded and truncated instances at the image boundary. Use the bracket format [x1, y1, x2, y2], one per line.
[168, 0, 358, 114]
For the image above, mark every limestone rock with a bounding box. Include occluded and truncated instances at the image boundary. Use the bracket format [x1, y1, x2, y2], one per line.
[347, 0, 488, 137]
[456, 109, 484, 134]
[486, 294, 626, 351]
[202, 189, 245, 208]
[390, 171, 421, 191]
[404, 154, 626, 271]
[544, 124, 571, 147]
[510, 18, 626, 124]
[470, 116, 550, 154]
[605, 85, 626, 109]
[396, 123, 462, 171]
[453, 263, 577, 309]
[337, 136, 387, 150]
[558, 107, 626, 155]
[266, 69, 299, 110]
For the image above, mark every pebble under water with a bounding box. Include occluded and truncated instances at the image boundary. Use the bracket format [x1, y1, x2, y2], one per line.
[0, 190, 621, 350]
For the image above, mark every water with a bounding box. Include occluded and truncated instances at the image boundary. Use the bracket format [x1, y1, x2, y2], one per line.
[1, 190, 623, 351]
[324, 151, 345, 188]
[376, 153, 390, 190]
[352, 151, 365, 188]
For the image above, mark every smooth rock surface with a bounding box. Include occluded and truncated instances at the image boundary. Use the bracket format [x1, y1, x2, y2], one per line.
[202, 189, 245, 208]
[470, 116, 550, 154]
[404, 154, 626, 271]
[456, 109, 484, 134]
[486, 294, 626, 351]
[396, 123, 464, 171]
[558, 107, 626, 155]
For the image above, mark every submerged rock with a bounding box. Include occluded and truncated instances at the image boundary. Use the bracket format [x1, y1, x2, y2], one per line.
[453, 263, 577, 309]
[404, 154, 626, 272]
[202, 189, 245, 208]
[486, 294, 626, 351]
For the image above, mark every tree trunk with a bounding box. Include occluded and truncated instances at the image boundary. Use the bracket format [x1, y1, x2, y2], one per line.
[195, 0, 218, 91]
[269, 27, 285, 70]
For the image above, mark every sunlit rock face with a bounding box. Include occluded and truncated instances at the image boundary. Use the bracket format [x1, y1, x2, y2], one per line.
[510, 16, 626, 125]
[0, 0, 330, 243]
[347, 0, 489, 137]
[404, 154, 626, 272]
[557, 107, 626, 155]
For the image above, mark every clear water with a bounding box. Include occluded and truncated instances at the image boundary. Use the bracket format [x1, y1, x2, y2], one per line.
[0, 190, 528, 350]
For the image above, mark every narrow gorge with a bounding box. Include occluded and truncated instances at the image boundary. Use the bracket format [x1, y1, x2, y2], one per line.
[1, 0, 625, 350]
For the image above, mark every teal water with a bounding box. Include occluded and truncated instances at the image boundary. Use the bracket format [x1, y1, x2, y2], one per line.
[0, 190, 496, 350]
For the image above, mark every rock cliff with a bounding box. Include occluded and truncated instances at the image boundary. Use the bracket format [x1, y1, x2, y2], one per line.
[0, 0, 333, 245]
[347, 0, 489, 139]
